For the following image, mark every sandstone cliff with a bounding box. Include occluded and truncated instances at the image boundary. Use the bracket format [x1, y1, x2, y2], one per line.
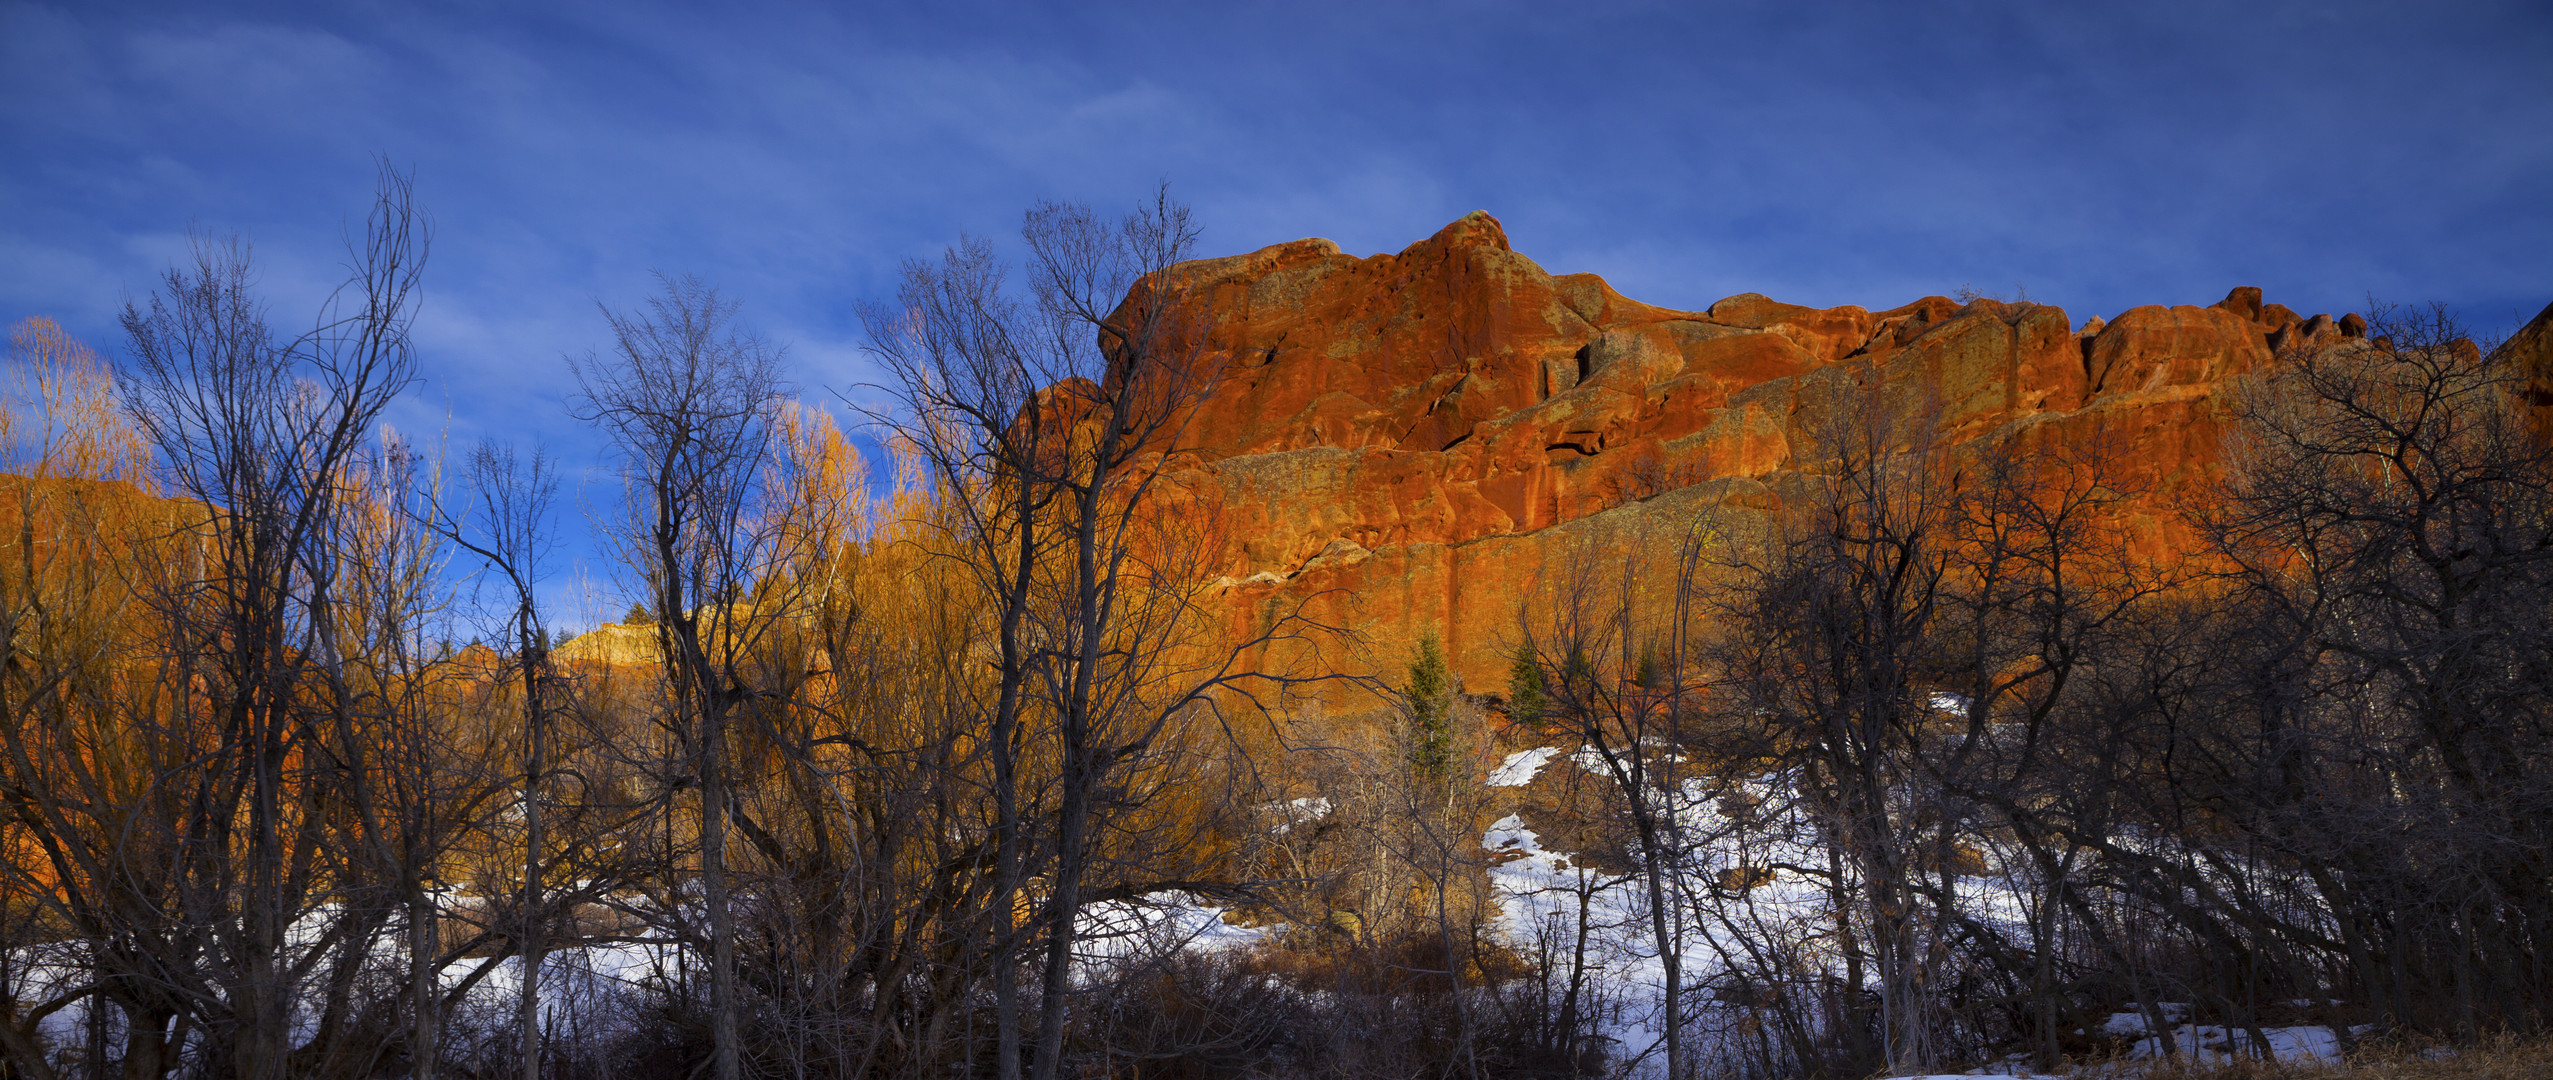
[1112, 212, 2548, 693]
[553, 621, 662, 667]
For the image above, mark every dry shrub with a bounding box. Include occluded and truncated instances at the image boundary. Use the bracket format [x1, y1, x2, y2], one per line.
[2101, 1034, 2553, 1080]
[1070, 949, 1303, 1080]
[1067, 929, 1577, 1080]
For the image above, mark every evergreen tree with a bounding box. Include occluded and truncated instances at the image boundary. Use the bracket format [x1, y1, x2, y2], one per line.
[1405, 633, 1454, 783]
[1506, 643, 1548, 730]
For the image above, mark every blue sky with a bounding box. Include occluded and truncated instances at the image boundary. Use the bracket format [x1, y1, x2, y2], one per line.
[4, 0, 2549, 626]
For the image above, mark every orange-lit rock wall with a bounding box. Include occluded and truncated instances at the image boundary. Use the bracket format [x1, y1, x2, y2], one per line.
[1105, 212, 2548, 694]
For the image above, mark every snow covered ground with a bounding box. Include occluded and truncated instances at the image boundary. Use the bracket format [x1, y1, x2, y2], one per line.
[1488, 746, 1562, 787]
[1077, 891, 1268, 966]
[2, 743, 2374, 1078]
[2109, 1008, 2366, 1066]
[1484, 764, 1844, 1079]
[1477, 745, 2370, 1079]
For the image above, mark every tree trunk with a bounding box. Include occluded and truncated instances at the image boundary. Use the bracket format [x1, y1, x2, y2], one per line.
[409, 884, 439, 1080]
[117, 1002, 177, 1080]
[703, 711, 740, 1080]
[518, 637, 547, 1080]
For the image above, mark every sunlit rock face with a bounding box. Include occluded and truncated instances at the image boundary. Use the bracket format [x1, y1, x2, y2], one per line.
[1096, 213, 2547, 693]
[553, 621, 661, 667]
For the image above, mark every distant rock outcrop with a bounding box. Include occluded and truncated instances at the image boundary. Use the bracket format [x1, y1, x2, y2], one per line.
[553, 621, 661, 667]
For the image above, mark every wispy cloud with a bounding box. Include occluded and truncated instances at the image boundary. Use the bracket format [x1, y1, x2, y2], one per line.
[4, 0, 2547, 608]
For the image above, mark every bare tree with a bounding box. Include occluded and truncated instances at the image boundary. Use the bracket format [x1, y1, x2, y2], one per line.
[1690, 367, 2164, 1073]
[110, 165, 426, 1080]
[1512, 522, 1716, 1080]
[862, 189, 1336, 1080]
[427, 440, 563, 1080]
[0, 322, 187, 1080]
[318, 434, 517, 1080]
[1702, 373, 1957, 1073]
[571, 274, 791, 1080]
[2198, 303, 2553, 1034]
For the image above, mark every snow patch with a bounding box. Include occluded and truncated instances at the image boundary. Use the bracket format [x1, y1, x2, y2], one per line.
[2102, 1006, 2366, 1064]
[1483, 813, 1545, 855]
[1268, 796, 1333, 833]
[1488, 746, 1562, 787]
[1076, 891, 1267, 964]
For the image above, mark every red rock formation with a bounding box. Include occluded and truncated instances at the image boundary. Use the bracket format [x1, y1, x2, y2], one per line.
[2503, 300, 2553, 442]
[1097, 213, 2525, 694]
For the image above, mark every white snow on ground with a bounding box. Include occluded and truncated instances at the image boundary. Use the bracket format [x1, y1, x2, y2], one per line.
[9, 955, 86, 1045]
[447, 939, 680, 1018]
[1076, 891, 1268, 966]
[6, 907, 682, 1056]
[1488, 765, 1864, 1079]
[2100, 1008, 2367, 1065]
[0, 744, 2372, 1078]
[1484, 813, 1544, 854]
[2101, 1005, 2190, 1036]
[1269, 795, 1335, 833]
[1477, 751, 2369, 1079]
[1488, 746, 1563, 787]
[2135, 1024, 2352, 1063]
[1488, 804, 1693, 1077]
[9, 888, 1267, 1070]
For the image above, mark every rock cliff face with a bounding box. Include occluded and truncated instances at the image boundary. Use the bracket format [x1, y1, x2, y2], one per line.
[1111, 211, 2544, 694]
[553, 621, 661, 667]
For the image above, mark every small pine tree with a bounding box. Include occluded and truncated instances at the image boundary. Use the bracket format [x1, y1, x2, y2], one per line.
[1563, 645, 1595, 692]
[1406, 634, 1455, 783]
[1506, 644, 1548, 729]
[624, 600, 653, 625]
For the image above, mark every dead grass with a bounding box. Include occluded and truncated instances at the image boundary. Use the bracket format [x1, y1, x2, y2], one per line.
[2108, 1034, 2553, 1080]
